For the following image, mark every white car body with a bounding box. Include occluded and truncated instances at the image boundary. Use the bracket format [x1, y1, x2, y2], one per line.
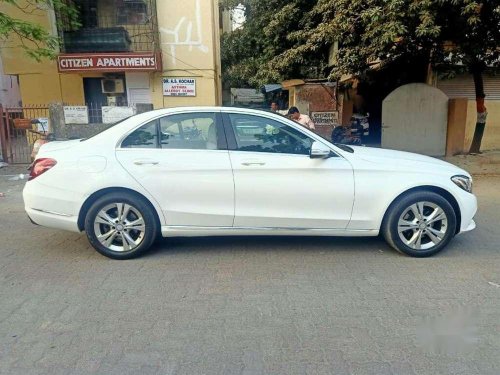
[23, 107, 476, 244]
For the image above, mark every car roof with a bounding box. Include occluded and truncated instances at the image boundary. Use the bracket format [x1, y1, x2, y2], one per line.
[138, 106, 276, 117]
[121, 106, 288, 127]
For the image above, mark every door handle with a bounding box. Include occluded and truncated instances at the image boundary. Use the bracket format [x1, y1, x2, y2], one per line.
[133, 160, 159, 166]
[241, 161, 266, 166]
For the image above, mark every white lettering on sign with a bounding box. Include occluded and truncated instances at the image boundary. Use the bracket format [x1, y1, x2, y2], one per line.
[60, 58, 93, 68]
[311, 111, 339, 126]
[63, 106, 89, 125]
[162, 78, 196, 97]
[58, 54, 159, 72]
[94, 57, 156, 68]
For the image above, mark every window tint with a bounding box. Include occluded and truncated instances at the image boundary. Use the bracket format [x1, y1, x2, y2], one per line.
[121, 120, 158, 148]
[228, 114, 313, 155]
[159, 113, 218, 150]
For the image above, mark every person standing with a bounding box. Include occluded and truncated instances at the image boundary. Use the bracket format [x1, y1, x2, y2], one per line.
[287, 107, 315, 130]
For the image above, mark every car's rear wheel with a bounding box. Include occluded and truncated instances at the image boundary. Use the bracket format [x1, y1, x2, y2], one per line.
[84, 192, 158, 259]
[382, 191, 457, 257]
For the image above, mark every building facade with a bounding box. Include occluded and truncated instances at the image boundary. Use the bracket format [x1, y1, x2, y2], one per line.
[0, 0, 222, 109]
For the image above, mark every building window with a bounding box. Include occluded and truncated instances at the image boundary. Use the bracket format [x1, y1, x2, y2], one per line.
[116, 0, 148, 25]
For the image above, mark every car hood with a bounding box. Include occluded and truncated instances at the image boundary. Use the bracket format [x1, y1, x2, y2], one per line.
[348, 146, 470, 176]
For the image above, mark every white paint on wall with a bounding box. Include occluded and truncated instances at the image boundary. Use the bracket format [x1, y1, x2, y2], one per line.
[160, 0, 209, 65]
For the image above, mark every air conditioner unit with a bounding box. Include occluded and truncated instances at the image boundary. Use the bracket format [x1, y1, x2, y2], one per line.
[101, 79, 125, 94]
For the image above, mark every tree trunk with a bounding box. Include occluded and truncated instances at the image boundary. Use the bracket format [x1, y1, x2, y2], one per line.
[469, 68, 487, 154]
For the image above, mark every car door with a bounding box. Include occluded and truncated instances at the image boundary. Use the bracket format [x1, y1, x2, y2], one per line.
[223, 112, 354, 229]
[116, 111, 234, 227]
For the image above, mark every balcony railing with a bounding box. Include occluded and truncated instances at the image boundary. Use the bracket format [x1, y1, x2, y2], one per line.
[57, 0, 159, 53]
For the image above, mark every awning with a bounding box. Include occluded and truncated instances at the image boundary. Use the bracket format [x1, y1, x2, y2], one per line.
[262, 84, 282, 93]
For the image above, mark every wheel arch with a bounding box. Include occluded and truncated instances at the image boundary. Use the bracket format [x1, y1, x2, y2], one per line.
[77, 187, 162, 232]
[381, 185, 462, 234]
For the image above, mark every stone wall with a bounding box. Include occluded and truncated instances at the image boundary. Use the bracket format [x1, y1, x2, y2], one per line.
[49, 103, 152, 139]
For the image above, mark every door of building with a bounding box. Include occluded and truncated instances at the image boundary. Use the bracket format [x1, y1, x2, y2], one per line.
[83, 78, 108, 123]
[382, 83, 449, 156]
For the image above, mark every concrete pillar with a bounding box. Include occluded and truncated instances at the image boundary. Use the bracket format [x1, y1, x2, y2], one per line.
[446, 98, 469, 156]
[49, 103, 65, 139]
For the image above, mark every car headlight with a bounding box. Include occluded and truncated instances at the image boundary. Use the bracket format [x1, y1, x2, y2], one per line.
[451, 175, 473, 193]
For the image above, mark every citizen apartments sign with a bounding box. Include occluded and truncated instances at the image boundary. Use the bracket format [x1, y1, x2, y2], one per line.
[57, 53, 161, 72]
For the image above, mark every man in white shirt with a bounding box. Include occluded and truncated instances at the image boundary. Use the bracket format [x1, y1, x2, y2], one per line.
[287, 107, 315, 130]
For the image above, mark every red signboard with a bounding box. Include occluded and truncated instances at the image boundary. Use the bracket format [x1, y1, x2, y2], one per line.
[57, 52, 161, 72]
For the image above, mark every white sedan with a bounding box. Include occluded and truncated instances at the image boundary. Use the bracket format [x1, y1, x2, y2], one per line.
[23, 107, 477, 259]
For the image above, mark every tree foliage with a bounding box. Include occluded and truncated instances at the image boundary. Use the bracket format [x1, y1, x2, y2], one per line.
[0, 0, 79, 60]
[220, 0, 327, 87]
[221, 0, 500, 87]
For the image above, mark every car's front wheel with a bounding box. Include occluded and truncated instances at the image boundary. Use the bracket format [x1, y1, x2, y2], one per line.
[84, 192, 158, 259]
[382, 191, 457, 257]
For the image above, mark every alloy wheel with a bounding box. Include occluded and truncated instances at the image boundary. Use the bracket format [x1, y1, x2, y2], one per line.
[397, 201, 448, 251]
[93, 203, 146, 252]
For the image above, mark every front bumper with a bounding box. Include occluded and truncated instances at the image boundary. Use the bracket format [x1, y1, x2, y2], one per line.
[456, 189, 477, 234]
[460, 219, 476, 233]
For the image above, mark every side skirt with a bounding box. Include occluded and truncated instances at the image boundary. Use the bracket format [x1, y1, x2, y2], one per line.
[161, 226, 379, 238]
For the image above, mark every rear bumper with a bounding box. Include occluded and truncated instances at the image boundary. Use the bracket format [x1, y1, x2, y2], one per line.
[23, 180, 81, 233]
[25, 207, 80, 233]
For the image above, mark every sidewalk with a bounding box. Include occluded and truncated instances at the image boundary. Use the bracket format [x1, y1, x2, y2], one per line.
[0, 164, 28, 177]
[445, 150, 500, 176]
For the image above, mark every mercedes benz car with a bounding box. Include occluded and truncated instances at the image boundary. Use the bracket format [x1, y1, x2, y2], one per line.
[23, 107, 477, 259]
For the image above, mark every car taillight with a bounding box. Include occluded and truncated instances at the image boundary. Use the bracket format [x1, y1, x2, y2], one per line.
[28, 158, 57, 181]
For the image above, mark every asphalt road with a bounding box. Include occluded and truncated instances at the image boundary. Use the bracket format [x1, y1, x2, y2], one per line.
[0, 167, 499, 375]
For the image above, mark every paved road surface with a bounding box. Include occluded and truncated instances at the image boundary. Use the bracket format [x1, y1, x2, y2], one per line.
[0, 167, 499, 374]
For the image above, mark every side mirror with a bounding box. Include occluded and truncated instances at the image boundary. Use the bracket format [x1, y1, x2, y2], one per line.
[310, 141, 332, 159]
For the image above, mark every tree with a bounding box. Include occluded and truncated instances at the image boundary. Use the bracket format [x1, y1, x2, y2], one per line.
[222, 0, 500, 153]
[220, 0, 326, 88]
[0, 0, 79, 60]
[297, 0, 500, 154]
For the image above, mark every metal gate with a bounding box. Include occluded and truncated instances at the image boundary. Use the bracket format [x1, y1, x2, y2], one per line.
[0, 105, 49, 164]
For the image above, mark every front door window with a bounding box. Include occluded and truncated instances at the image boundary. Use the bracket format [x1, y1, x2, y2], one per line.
[228, 114, 313, 155]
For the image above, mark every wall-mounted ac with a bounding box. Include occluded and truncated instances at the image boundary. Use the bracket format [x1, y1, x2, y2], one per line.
[101, 79, 125, 94]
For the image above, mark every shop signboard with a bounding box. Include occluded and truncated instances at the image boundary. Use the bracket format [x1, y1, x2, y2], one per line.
[63, 106, 89, 124]
[311, 111, 339, 126]
[57, 53, 161, 72]
[102, 106, 135, 124]
[162, 78, 196, 97]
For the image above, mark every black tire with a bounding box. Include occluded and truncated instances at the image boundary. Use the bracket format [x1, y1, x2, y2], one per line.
[382, 191, 457, 257]
[84, 192, 158, 259]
